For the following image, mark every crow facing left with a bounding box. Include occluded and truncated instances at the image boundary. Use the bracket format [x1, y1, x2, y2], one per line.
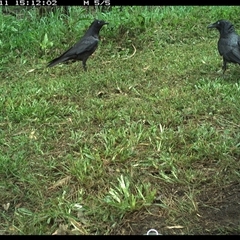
[47, 19, 108, 71]
[208, 19, 240, 74]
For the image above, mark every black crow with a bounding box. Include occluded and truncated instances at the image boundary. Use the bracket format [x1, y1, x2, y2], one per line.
[208, 19, 240, 74]
[47, 19, 108, 71]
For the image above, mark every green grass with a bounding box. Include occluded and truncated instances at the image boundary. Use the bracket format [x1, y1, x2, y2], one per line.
[1, 6, 240, 235]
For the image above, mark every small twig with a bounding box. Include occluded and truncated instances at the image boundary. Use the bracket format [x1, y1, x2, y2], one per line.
[123, 44, 136, 60]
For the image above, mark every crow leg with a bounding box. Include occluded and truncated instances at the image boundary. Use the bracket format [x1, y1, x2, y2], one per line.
[222, 58, 227, 74]
[82, 60, 87, 72]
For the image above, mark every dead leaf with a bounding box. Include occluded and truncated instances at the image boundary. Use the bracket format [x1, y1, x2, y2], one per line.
[52, 224, 69, 235]
[15, 203, 22, 208]
[29, 130, 37, 140]
[143, 65, 150, 71]
[48, 176, 71, 190]
[115, 87, 122, 94]
[3, 203, 10, 211]
[97, 91, 105, 98]
[166, 225, 184, 229]
[67, 118, 72, 123]
[70, 219, 88, 235]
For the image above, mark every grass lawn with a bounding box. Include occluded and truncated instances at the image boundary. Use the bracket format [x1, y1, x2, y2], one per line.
[1, 6, 240, 235]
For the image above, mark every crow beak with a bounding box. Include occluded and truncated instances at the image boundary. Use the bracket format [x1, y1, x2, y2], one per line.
[207, 23, 216, 29]
[104, 22, 109, 25]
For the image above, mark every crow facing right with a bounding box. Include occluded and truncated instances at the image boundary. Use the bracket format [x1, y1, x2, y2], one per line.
[47, 19, 108, 71]
[208, 19, 240, 74]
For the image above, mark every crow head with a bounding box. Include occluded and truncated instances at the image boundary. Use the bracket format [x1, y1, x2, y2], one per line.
[207, 19, 235, 35]
[93, 19, 109, 27]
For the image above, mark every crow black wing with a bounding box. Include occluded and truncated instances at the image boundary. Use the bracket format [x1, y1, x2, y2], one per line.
[48, 36, 99, 67]
[218, 33, 240, 64]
